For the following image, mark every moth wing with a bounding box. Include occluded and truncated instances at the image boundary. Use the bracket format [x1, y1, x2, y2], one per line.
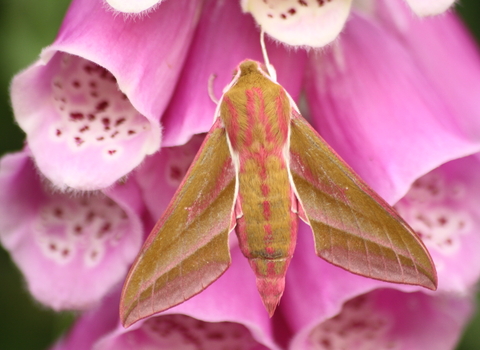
[120, 119, 237, 327]
[288, 110, 437, 290]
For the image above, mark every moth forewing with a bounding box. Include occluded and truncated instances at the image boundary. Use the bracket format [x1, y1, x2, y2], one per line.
[287, 111, 437, 290]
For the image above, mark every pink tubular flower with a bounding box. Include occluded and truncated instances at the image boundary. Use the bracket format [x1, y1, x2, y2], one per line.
[52, 245, 280, 350]
[11, 0, 202, 190]
[281, 156, 480, 348]
[291, 289, 473, 350]
[5, 0, 480, 348]
[106, 0, 456, 47]
[0, 149, 145, 310]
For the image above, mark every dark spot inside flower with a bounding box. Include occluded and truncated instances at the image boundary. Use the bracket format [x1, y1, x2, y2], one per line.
[99, 67, 111, 80]
[108, 149, 117, 155]
[54, 207, 63, 218]
[437, 216, 447, 226]
[445, 238, 453, 245]
[72, 80, 81, 88]
[206, 332, 224, 340]
[88, 114, 96, 121]
[91, 92, 98, 98]
[86, 211, 95, 222]
[79, 125, 89, 133]
[195, 321, 206, 329]
[96, 100, 109, 112]
[288, 8, 296, 15]
[89, 81, 97, 88]
[115, 117, 126, 126]
[74, 225, 83, 235]
[84, 65, 94, 74]
[74, 137, 84, 146]
[97, 136, 105, 141]
[267, 13, 273, 18]
[70, 112, 84, 121]
[320, 338, 332, 349]
[459, 221, 465, 229]
[298, 0, 308, 6]
[170, 166, 183, 181]
[317, 0, 325, 6]
[53, 81, 63, 88]
[62, 249, 70, 257]
[280, 13, 287, 19]
[91, 251, 98, 259]
[49, 243, 57, 251]
[111, 131, 119, 138]
[56, 129, 62, 136]
[128, 130, 136, 135]
[98, 222, 112, 238]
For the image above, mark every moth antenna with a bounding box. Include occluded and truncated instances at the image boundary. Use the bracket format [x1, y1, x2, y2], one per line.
[260, 29, 277, 82]
[208, 74, 219, 104]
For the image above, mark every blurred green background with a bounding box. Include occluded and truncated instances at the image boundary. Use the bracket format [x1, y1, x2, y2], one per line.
[0, 0, 479, 349]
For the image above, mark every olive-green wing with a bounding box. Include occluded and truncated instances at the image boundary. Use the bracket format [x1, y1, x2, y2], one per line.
[120, 119, 236, 327]
[289, 110, 437, 290]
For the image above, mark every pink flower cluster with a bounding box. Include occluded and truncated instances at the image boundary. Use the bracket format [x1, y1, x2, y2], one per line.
[2, 0, 480, 348]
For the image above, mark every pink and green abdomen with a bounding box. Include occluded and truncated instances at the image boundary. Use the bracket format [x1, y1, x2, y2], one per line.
[220, 61, 297, 313]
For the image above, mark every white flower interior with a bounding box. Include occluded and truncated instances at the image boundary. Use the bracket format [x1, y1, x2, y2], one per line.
[395, 172, 472, 256]
[308, 295, 396, 350]
[35, 193, 129, 267]
[51, 54, 150, 159]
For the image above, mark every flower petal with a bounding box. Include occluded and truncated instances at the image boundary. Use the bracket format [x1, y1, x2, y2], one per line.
[0, 150, 144, 310]
[105, 0, 161, 13]
[56, 246, 280, 349]
[11, 0, 202, 190]
[161, 0, 307, 146]
[281, 222, 421, 337]
[51, 291, 120, 350]
[241, 0, 353, 47]
[135, 134, 205, 221]
[395, 156, 480, 293]
[404, 0, 455, 16]
[376, 3, 480, 154]
[290, 289, 473, 350]
[159, 245, 278, 349]
[305, 13, 480, 204]
[98, 314, 274, 350]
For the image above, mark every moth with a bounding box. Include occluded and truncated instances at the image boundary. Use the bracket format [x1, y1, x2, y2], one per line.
[120, 59, 437, 327]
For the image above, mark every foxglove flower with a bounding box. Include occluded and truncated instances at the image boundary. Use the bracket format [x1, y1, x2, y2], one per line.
[11, 0, 202, 190]
[52, 244, 280, 350]
[106, 0, 457, 47]
[5, 0, 480, 348]
[395, 157, 480, 292]
[305, 8, 480, 203]
[0, 149, 145, 310]
[291, 288, 473, 350]
[281, 156, 480, 349]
